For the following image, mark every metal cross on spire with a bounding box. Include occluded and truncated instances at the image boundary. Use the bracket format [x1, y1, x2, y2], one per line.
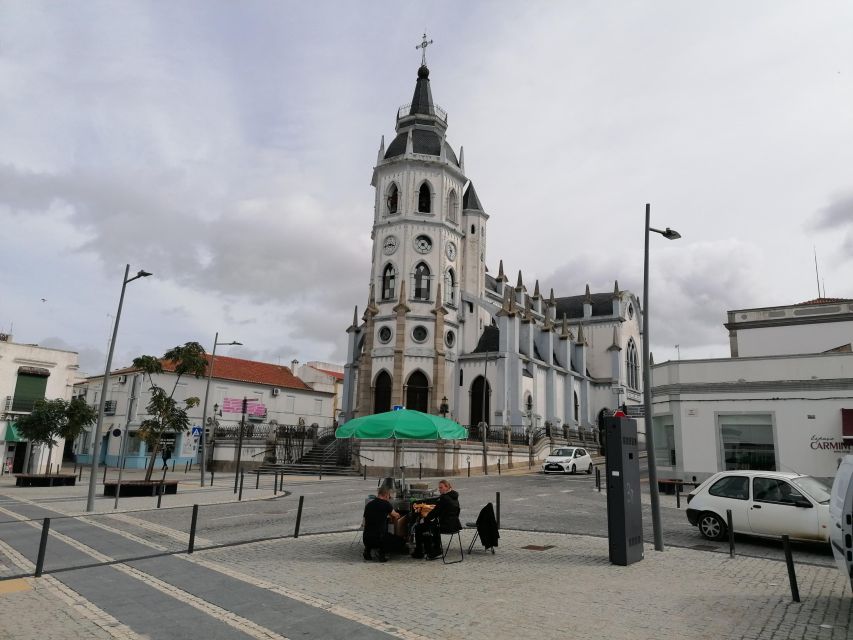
[416, 33, 433, 66]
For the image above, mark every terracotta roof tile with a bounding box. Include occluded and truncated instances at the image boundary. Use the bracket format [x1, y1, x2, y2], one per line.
[797, 297, 853, 306]
[314, 367, 344, 381]
[108, 355, 311, 391]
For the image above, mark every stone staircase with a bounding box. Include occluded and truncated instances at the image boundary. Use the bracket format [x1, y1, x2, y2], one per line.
[258, 437, 358, 477]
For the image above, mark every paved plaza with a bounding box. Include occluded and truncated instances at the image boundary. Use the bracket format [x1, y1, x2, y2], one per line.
[0, 470, 850, 639]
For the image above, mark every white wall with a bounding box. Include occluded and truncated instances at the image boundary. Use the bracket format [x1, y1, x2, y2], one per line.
[736, 322, 853, 357]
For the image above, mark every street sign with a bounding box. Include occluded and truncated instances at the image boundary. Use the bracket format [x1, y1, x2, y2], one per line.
[392, 405, 404, 411]
[625, 405, 645, 418]
[191, 426, 203, 436]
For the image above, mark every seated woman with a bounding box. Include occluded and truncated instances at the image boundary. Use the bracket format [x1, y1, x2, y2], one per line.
[411, 479, 461, 560]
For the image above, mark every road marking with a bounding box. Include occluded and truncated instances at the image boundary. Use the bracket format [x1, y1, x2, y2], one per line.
[536, 493, 551, 497]
[560, 490, 574, 494]
[210, 513, 261, 521]
[107, 512, 215, 548]
[511, 498, 526, 502]
[0, 505, 290, 640]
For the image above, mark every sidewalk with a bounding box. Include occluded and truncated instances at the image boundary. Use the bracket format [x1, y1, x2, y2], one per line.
[1, 528, 849, 640]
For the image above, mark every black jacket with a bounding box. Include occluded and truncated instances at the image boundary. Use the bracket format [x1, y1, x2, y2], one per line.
[425, 489, 461, 533]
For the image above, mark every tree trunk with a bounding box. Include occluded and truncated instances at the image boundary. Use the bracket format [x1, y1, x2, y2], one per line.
[145, 440, 161, 482]
[45, 444, 53, 476]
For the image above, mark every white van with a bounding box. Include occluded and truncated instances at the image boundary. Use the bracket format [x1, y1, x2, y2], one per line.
[830, 455, 853, 593]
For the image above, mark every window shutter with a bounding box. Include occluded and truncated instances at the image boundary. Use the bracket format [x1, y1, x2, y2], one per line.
[842, 409, 853, 441]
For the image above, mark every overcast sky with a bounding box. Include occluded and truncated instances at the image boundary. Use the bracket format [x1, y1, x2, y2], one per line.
[1, 1, 851, 376]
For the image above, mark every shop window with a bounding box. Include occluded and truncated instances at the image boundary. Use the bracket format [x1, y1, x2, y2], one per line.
[652, 415, 676, 467]
[718, 414, 775, 471]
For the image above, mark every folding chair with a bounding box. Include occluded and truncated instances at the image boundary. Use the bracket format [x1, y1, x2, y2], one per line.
[441, 526, 464, 564]
[467, 502, 498, 554]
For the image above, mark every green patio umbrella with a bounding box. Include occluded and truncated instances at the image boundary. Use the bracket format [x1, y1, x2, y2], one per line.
[335, 409, 467, 440]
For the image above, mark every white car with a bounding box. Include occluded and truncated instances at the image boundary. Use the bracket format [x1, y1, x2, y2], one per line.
[685, 470, 831, 543]
[829, 456, 853, 591]
[542, 447, 593, 475]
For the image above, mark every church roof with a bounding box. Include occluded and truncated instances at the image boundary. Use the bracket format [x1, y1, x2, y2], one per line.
[554, 292, 615, 319]
[410, 65, 435, 116]
[463, 182, 484, 211]
[472, 325, 500, 353]
[383, 131, 459, 165]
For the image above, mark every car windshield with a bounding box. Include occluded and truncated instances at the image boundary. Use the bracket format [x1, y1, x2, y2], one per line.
[789, 476, 831, 504]
[552, 449, 574, 457]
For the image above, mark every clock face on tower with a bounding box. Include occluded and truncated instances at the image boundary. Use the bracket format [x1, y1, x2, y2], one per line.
[383, 235, 398, 255]
[414, 234, 433, 254]
[445, 242, 457, 260]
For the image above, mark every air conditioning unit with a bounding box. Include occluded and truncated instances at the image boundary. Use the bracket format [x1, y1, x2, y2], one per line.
[272, 388, 281, 397]
[117, 375, 127, 384]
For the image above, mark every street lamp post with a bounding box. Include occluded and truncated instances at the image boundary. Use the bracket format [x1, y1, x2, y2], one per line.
[643, 202, 681, 552]
[199, 332, 241, 487]
[86, 265, 151, 512]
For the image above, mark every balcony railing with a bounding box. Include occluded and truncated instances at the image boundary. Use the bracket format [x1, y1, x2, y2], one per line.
[396, 103, 448, 123]
[4, 396, 39, 413]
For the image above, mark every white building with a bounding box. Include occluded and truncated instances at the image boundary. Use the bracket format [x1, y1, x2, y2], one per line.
[0, 333, 81, 474]
[73, 354, 335, 470]
[291, 360, 344, 422]
[341, 59, 644, 436]
[652, 297, 853, 483]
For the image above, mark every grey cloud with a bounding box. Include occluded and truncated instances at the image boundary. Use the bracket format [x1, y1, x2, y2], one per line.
[813, 193, 853, 230]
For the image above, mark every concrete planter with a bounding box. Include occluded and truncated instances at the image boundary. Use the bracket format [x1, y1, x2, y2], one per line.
[102, 480, 179, 497]
[14, 474, 77, 487]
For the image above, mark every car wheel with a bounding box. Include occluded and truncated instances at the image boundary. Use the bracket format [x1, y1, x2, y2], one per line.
[586, 463, 593, 474]
[698, 512, 727, 541]
[571, 464, 576, 474]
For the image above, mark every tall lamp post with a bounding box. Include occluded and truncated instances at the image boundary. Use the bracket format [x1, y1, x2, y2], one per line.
[86, 265, 152, 512]
[199, 332, 242, 487]
[643, 202, 681, 551]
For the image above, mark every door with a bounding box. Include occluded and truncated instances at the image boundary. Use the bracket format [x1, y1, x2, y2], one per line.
[748, 476, 820, 540]
[705, 475, 751, 534]
[405, 371, 429, 413]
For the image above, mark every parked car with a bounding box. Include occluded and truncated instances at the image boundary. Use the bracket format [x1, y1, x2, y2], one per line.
[829, 456, 853, 591]
[542, 447, 593, 475]
[685, 470, 831, 543]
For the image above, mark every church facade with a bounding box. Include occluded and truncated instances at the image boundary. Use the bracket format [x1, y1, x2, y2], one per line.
[341, 60, 644, 434]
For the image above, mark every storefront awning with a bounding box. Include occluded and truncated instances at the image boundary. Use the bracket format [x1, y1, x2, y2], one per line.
[843, 409, 853, 441]
[4, 422, 24, 442]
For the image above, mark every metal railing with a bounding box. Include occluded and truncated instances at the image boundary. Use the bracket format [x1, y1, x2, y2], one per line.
[396, 102, 448, 123]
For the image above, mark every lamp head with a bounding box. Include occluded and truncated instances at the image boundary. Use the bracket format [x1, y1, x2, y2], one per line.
[662, 228, 681, 240]
[137, 270, 153, 278]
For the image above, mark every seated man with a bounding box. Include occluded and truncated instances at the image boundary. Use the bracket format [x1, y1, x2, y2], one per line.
[412, 479, 461, 560]
[362, 486, 400, 562]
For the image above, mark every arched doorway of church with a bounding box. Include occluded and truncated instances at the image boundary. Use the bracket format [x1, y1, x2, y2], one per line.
[469, 376, 491, 427]
[405, 371, 430, 413]
[374, 371, 392, 414]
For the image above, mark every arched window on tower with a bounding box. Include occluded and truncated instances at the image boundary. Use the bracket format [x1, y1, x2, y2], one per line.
[418, 183, 432, 213]
[413, 262, 431, 301]
[381, 264, 396, 301]
[444, 268, 456, 306]
[386, 183, 399, 215]
[626, 339, 640, 390]
[447, 189, 458, 223]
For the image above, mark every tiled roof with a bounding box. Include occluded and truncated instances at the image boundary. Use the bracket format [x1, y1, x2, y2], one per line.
[314, 367, 344, 381]
[797, 297, 853, 306]
[108, 355, 311, 391]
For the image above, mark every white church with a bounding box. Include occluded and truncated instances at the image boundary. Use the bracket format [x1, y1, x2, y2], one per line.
[341, 54, 644, 436]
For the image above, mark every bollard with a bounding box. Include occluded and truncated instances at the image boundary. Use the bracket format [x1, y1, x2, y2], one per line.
[726, 509, 735, 558]
[78, 465, 83, 481]
[419, 463, 422, 480]
[496, 492, 501, 530]
[210, 470, 214, 486]
[188, 461, 192, 472]
[188, 504, 199, 554]
[273, 472, 278, 495]
[319, 463, 323, 481]
[781, 535, 800, 602]
[34, 518, 51, 578]
[172, 459, 176, 472]
[73, 463, 78, 476]
[255, 472, 260, 490]
[279, 472, 284, 493]
[596, 466, 601, 492]
[363, 465, 367, 481]
[498, 459, 501, 476]
[157, 483, 164, 508]
[103, 464, 108, 483]
[676, 483, 681, 509]
[294, 495, 304, 538]
[467, 460, 471, 478]
[238, 470, 244, 501]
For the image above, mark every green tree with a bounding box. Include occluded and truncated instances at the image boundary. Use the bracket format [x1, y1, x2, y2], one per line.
[134, 342, 207, 481]
[16, 397, 97, 475]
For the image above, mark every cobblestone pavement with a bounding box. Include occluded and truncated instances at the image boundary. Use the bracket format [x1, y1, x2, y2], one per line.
[0, 470, 847, 639]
